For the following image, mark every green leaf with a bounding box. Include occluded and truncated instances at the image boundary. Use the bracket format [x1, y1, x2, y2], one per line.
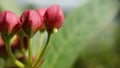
[72, 23, 117, 68]
[41, 0, 119, 68]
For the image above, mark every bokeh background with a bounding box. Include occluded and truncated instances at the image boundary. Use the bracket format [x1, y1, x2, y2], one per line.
[0, 0, 120, 68]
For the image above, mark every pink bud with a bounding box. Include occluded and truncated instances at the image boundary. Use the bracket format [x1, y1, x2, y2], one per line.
[37, 8, 46, 22]
[11, 35, 28, 51]
[0, 36, 8, 58]
[44, 5, 64, 32]
[0, 11, 21, 36]
[37, 8, 46, 31]
[0, 35, 28, 59]
[20, 9, 43, 37]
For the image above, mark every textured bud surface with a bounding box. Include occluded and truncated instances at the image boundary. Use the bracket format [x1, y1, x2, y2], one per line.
[37, 8, 46, 19]
[0, 11, 21, 36]
[44, 5, 64, 32]
[20, 9, 43, 36]
[37, 8, 46, 31]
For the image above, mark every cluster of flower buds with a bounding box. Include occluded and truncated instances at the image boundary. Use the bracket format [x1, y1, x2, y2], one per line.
[0, 4, 64, 67]
[20, 4, 64, 37]
[0, 35, 28, 58]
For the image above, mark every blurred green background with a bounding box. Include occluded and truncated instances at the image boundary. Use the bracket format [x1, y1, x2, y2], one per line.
[0, 0, 120, 68]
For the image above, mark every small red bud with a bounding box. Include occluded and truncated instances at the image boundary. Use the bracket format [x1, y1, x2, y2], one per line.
[37, 8, 46, 31]
[20, 9, 43, 37]
[44, 5, 64, 33]
[12, 35, 28, 52]
[0, 11, 21, 37]
[0, 35, 28, 59]
[0, 36, 8, 58]
[37, 8, 46, 22]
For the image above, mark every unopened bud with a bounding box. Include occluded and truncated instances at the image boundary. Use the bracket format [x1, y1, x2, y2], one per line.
[0, 11, 21, 37]
[44, 5, 64, 33]
[20, 9, 43, 37]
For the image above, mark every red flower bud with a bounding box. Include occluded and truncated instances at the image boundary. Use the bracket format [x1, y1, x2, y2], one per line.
[12, 35, 28, 52]
[0, 35, 28, 59]
[0, 11, 21, 37]
[44, 5, 64, 33]
[0, 36, 8, 58]
[37, 8, 46, 31]
[20, 9, 43, 37]
[37, 8, 46, 22]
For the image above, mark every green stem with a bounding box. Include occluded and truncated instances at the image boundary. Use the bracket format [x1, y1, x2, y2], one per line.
[32, 32, 44, 66]
[28, 38, 32, 67]
[20, 36, 26, 56]
[20, 36, 28, 66]
[3, 36, 25, 68]
[33, 32, 51, 67]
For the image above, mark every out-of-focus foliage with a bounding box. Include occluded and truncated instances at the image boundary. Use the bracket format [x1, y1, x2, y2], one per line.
[0, 0, 22, 15]
[0, 0, 120, 68]
[41, 0, 119, 68]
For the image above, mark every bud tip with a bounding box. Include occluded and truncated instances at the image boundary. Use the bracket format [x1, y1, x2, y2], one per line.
[53, 28, 58, 33]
